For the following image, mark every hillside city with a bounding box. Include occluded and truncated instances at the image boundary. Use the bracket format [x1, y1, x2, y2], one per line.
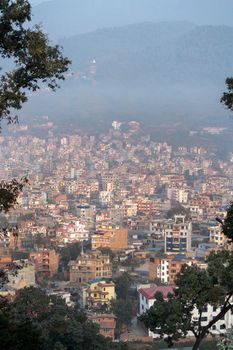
[0, 118, 232, 347]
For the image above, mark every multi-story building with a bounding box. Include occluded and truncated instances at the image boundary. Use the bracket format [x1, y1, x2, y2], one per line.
[88, 314, 116, 340]
[149, 219, 166, 238]
[76, 204, 96, 220]
[138, 285, 175, 322]
[149, 254, 207, 284]
[7, 260, 36, 290]
[167, 188, 189, 204]
[164, 215, 192, 254]
[150, 216, 192, 254]
[29, 249, 59, 278]
[69, 251, 112, 283]
[138, 284, 233, 338]
[81, 279, 116, 308]
[137, 199, 157, 216]
[91, 226, 128, 251]
[209, 224, 227, 247]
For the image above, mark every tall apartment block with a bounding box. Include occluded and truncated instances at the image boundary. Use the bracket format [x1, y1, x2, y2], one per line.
[164, 215, 192, 254]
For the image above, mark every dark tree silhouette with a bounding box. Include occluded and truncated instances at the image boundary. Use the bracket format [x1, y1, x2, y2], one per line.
[221, 78, 233, 111]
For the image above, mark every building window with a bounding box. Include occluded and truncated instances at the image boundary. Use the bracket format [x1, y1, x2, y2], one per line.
[201, 317, 208, 322]
[202, 306, 208, 313]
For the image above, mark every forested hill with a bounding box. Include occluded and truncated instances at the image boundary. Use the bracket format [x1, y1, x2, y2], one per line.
[32, 0, 233, 38]
[23, 22, 233, 123]
[60, 22, 233, 86]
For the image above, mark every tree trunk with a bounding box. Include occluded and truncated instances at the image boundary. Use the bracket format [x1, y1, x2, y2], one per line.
[192, 332, 207, 350]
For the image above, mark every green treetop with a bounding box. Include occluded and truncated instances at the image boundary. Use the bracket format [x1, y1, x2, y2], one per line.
[140, 251, 233, 350]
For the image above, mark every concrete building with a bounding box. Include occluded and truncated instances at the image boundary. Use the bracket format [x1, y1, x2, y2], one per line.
[29, 249, 59, 278]
[81, 279, 116, 308]
[167, 188, 189, 204]
[164, 215, 192, 254]
[150, 216, 192, 254]
[138, 284, 233, 338]
[69, 251, 112, 283]
[149, 254, 207, 284]
[76, 204, 96, 220]
[209, 224, 227, 247]
[138, 285, 175, 339]
[7, 260, 36, 290]
[91, 226, 128, 251]
[88, 313, 116, 340]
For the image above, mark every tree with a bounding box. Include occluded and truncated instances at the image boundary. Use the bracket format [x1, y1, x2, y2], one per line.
[0, 287, 128, 350]
[216, 202, 233, 242]
[99, 247, 116, 262]
[140, 251, 233, 350]
[115, 272, 132, 300]
[218, 329, 233, 350]
[166, 204, 190, 219]
[0, 0, 70, 213]
[140, 79, 233, 349]
[111, 299, 132, 336]
[59, 242, 81, 270]
[221, 77, 233, 111]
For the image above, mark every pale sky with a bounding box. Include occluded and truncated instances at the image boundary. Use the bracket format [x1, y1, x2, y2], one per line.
[29, 0, 46, 5]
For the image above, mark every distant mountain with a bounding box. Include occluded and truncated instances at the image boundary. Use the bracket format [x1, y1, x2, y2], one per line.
[23, 22, 233, 124]
[32, 0, 233, 39]
[61, 22, 233, 85]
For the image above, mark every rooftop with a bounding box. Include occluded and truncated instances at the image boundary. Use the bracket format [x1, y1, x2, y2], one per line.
[138, 285, 175, 300]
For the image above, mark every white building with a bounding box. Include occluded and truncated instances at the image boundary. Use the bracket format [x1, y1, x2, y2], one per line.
[138, 285, 175, 338]
[165, 215, 192, 254]
[149, 219, 165, 238]
[49, 291, 74, 307]
[209, 224, 226, 247]
[138, 285, 233, 338]
[59, 221, 90, 244]
[167, 188, 189, 204]
[150, 215, 192, 254]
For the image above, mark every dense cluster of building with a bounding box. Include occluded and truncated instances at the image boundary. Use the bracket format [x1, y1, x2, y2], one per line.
[0, 119, 233, 341]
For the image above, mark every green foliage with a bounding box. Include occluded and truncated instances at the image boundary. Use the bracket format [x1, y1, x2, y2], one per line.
[99, 247, 115, 262]
[0, 0, 70, 125]
[0, 311, 41, 350]
[115, 272, 132, 300]
[113, 273, 135, 336]
[166, 205, 190, 219]
[0, 177, 28, 212]
[111, 298, 132, 335]
[140, 291, 186, 347]
[59, 242, 81, 269]
[140, 252, 233, 350]
[221, 78, 233, 111]
[0, 287, 124, 350]
[218, 329, 233, 350]
[221, 202, 233, 242]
